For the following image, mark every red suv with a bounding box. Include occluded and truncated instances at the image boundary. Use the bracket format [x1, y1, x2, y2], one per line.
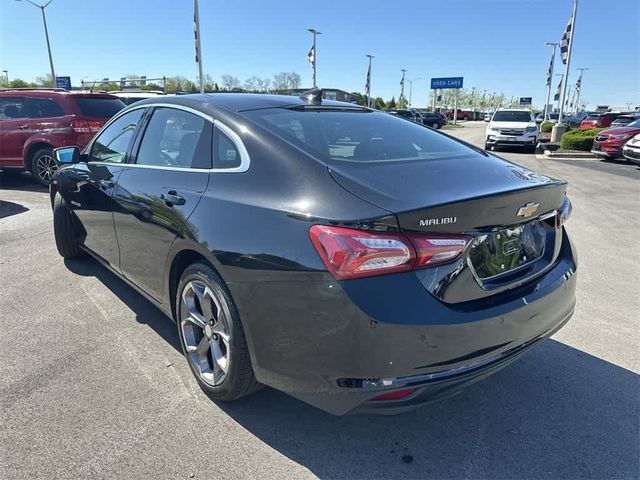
[579, 112, 622, 129]
[591, 119, 640, 159]
[0, 89, 124, 184]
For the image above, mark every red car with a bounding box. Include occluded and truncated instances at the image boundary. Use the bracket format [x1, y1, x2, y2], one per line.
[580, 112, 623, 129]
[442, 109, 475, 121]
[591, 119, 640, 158]
[0, 88, 124, 184]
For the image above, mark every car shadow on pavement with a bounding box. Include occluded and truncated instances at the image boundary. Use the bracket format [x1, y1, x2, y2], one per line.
[0, 170, 48, 193]
[0, 199, 29, 219]
[217, 340, 638, 479]
[63, 259, 638, 479]
[63, 257, 182, 352]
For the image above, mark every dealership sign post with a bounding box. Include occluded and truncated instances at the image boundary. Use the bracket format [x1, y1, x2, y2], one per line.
[431, 77, 464, 124]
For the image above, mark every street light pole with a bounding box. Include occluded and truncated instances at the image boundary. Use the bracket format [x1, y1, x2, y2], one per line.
[407, 77, 422, 109]
[575, 67, 588, 113]
[17, 0, 56, 86]
[400, 69, 407, 106]
[308, 28, 321, 88]
[543, 42, 559, 121]
[365, 54, 374, 108]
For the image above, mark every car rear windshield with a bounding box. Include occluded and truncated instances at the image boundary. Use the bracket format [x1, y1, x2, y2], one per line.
[586, 114, 601, 120]
[492, 111, 532, 122]
[626, 119, 640, 128]
[72, 97, 125, 118]
[245, 108, 475, 163]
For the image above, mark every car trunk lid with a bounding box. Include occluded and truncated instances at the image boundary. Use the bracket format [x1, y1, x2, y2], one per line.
[329, 153, 567, 302]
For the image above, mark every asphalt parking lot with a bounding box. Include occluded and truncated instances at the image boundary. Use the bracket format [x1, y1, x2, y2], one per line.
[1, 121, 638, 479]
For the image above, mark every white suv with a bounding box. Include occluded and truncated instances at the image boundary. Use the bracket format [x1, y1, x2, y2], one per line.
[485, 109, 538, 152]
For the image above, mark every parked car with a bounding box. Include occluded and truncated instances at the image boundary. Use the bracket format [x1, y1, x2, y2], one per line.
[0, 88, 125, 184]
[110, 90, 166, 105]
[580, 112, 622, 129]
[622, 133, 640, 165]
[610, 113, 640, 127]
[485, 108, 538, 152]
[484, 113, 492, 122]
[50, 92, 576, 415]
[591, 119, 640, 159]
[443, 109, 475, 121]
[387, 109, 421, 123]
[418, 111, 446, 129]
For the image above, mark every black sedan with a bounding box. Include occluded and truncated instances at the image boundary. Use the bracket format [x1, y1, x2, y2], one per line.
[51, 91, 577, 415]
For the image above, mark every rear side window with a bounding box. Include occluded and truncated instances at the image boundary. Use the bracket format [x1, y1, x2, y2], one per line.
[135, 107, 211, 169]
[88, 109, 144, 164]
[23, 97, 65, 118]
[0, 97, 26, 120]
[213, 128, 241, 169]
[245, 109, 474, 163]
[73, 97, 125, 118]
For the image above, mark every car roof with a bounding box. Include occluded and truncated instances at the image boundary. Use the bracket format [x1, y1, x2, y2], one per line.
[495, 108, 531, 112]
[0, 88, 118, 99]
[130, 93, 356, 113]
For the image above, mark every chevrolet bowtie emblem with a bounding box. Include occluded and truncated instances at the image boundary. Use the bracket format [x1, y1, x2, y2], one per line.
[517, 202, 539, 218]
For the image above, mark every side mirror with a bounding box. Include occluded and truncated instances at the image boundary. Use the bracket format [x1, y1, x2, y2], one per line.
[54, 146, 81, 164]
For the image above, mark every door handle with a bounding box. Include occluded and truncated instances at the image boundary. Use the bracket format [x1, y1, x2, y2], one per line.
[160, 190, 185, 207]
[98, 179, 115, 189]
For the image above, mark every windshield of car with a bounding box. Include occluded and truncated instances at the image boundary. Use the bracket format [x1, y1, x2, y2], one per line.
[245, 108, 476, 163]
[492, 111, 532, 122]
[626, 119, 640, 128]
[73, 97, 126, 118]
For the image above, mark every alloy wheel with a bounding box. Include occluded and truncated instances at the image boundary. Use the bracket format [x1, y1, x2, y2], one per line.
[35, 154, 58, 184]
[180, 280, 231, 386]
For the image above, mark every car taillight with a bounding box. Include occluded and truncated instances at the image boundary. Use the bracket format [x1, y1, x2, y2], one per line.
[309, 225, 472, 280]
[557, 196, 572, 228]
[405, 233, 471, 268]
[71, 120, 103, 133]
[309, 225, 414, 280]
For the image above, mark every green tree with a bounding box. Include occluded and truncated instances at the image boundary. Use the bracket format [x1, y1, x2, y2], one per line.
[397, 96, 408, 109]
[385, 97, 397, 110]
[374, 97, 385, 110]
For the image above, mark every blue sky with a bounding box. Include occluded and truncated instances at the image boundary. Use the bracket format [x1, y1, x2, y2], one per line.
[1, 0, 638, 108]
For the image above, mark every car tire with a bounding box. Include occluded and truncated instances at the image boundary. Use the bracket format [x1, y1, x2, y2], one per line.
[30, 147, 58, 186]
[485, 142, 492, 151]
[432, 122, 440, 129]
[176, 262, 259, 402]
[53, 193, 85, 258]
[463, 115, 470, 121]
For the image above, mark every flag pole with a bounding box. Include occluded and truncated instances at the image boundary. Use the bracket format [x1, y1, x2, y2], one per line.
[558, 0, 578, 125]
[544, 42, 558, 121]
[575, 67, 588, 113]
[194, 0, 204, 94]
[365, 54, 374, 108]
[308, 29, 321, 88]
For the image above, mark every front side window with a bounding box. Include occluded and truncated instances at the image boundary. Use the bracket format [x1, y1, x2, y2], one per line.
[23, 97, 65, 118]
[245, 108, 474, 163]
[135, 108, 211, 169]
[0, 97, 26, 120]
[88, 109, 144, 164]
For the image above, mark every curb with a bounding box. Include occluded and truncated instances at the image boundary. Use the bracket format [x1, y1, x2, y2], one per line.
[537, 143, 596, 160]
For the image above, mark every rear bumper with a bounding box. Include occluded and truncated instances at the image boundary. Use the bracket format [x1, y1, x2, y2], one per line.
[229, 231, 577, 415]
